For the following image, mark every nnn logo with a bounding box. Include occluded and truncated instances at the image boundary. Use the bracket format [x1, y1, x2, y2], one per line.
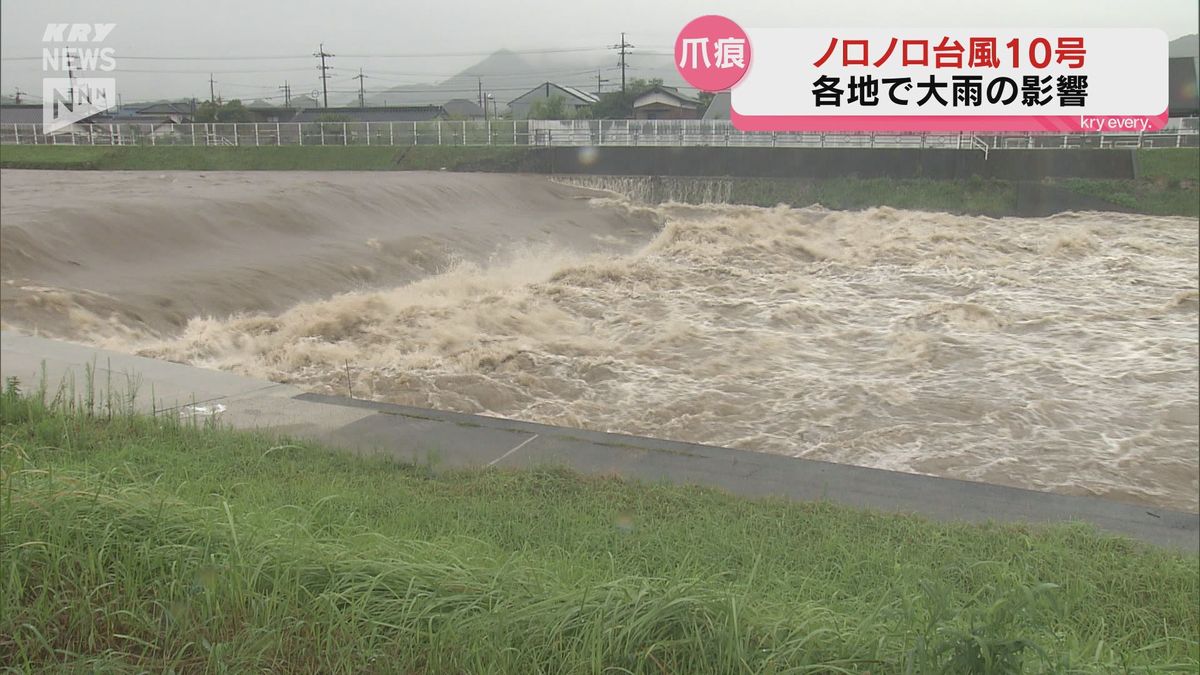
[42, 78, 116, 133]
[42, 23, 118, 134]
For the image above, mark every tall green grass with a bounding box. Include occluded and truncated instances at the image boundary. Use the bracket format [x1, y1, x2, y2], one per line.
[1, 377, 1196, 673]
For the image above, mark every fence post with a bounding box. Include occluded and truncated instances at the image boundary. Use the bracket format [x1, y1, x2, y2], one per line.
[276, 122, 281, 146]
[366, 122, 371, 146]
[413, 121, 418, 146]
[320, 123, 325, 145]
[437, 120, 442, 145]
[390, 122, 394, 146]
[488, 120, 492, 145]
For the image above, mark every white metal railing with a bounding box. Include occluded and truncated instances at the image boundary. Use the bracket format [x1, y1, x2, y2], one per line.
[968, 134, 990, 160]
[1, 120, 1196, 150]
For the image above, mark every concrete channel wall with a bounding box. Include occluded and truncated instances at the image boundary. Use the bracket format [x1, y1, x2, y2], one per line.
[518, 147, 1137, 180]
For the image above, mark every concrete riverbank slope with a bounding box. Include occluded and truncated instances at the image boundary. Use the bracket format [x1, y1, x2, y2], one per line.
[2, 331, 1195, 551]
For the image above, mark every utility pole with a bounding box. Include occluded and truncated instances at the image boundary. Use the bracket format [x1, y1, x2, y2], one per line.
[208, 73, 217, 105]
[352, 69, 368, 108]
[314, 43, 334, 108]
[477, 77, 483, 109]
[279, 81, 291, 107]
[610, 32, 633, 94]
[595, 70, 610, 97]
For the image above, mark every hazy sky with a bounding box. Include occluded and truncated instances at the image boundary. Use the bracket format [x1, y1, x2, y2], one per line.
[2, 0, 1197, 102]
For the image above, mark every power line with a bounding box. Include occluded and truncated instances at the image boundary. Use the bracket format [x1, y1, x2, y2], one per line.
[325, 85, 533, 94]
[0, 46, 653, 63]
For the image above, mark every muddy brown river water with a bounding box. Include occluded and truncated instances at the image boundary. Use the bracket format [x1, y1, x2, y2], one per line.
[3, 170, 1196, 510]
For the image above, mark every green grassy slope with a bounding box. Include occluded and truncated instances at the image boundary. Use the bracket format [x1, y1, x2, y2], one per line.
[1, 145, 1195, 216]
[1, 386, 1196, 673]
[0, 145, 534, 171]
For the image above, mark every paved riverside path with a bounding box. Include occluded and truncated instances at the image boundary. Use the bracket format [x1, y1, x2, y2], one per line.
[2, 331, 1196, 552]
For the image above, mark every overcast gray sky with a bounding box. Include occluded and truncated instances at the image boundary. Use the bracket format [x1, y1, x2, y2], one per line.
[2, 0, 1197, 102]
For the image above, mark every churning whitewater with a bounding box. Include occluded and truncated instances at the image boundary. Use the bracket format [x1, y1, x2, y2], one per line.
[2, 171, 1196, 510]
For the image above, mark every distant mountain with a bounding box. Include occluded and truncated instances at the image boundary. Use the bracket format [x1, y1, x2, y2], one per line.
[366, 48, 693, 109]
[1169, 34, 1198, 58]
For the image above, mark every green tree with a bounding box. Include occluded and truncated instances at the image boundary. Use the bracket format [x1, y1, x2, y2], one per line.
[192, 99, 256, 123]
[528, 95, 567, 119]
[589, 78, 662, 119]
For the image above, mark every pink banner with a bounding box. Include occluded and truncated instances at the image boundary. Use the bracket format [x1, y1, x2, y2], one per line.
[730, 109, 1170, 132]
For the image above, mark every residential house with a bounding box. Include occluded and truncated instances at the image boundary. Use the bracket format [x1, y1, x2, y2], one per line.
[245, 106, 297, 123]
[632, 86, 700, 120]
[443, 98, 486, 120]
[132, 102, 193, 124]
[508, 83, 598, 120]
[0, 104, 45, 125]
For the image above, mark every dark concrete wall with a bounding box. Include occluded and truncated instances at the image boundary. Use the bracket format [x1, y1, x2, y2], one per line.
[517, 147, 1136, 180]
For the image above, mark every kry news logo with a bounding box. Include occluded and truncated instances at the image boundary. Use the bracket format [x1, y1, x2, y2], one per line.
[42, 23, 118, 134]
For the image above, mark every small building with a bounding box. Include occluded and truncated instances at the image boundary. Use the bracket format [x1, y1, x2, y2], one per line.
[633, 86, 700, 120]
[0, 104, 45, 125]
[245, 106, 297, 123]
[2, 102, 114, 132]
[443, 98, 486, 120]
[133, 102, 193, 124]
[508, 83, 598, 120]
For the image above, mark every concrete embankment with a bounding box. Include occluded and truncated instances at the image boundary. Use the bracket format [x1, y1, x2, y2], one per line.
[527, 147, 1138, 180]
[0, 144, 1141, 179]
[2, 331, 1196, 552]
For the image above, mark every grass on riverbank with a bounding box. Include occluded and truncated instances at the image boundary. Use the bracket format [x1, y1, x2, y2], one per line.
[1, 379, 1196, 674]
[1, 145, 1196, 216]
[0, 144, 534, 172]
